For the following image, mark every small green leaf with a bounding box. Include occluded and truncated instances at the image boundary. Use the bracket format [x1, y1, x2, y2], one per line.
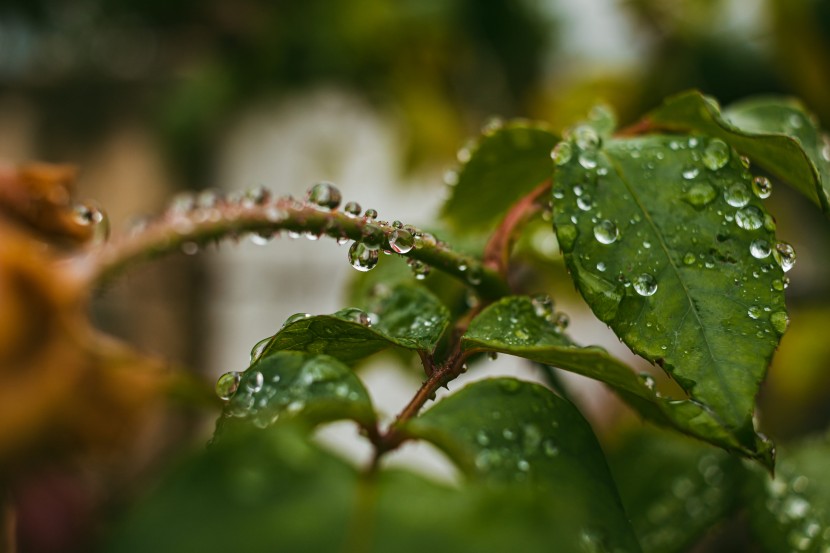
[441, 121, 558, 231]
[404, 378, 642, 550]
[648, 89, 830, 215]
[609, 429, 742, 553]
[462, 296, 773, 464]
[745, 435, 830, 553]
[259, 284, 450, 364]
[551, 132, 786, 459]
[217, 351, 375, 433]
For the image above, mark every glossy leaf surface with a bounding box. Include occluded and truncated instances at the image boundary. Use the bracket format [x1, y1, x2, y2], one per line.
[551, 132, 787, 457]
[461, 297, 773, 464]
[441, 121, 558, 231]
[217, 351, 375, 434]
[259, 284, 450, 364]
[648, 90, 830, 215]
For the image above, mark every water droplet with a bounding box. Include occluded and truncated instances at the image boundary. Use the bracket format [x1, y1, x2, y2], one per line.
[306, 182, 342, 210]
[573, 125, 600, 150]
[633, 273, 658, 296]
[578, 151, 598, 169]
[249, 336, 271, 364]
[283, 313, 312, 327]
[243, 186, 270, 207]
[180, 241, 199, 255]
[770, 311, 789, 334]
[724, 183, 751, 207]
[684, 183, 716, 207]
[408, 259, 431, 280]
[216, 371, 241, 401]
[773, 242, 796, 272]
[740, 155, 751, 169]
[748, 305, 762, 319]
[245, 371, 264, 393]
[736, 206, 764, 230]
[552, 312, 569, 332]
[557, 224, 578, 253]
[683, 252, 696, 265]
[596, 261, 606, 272]
[348, 242, 379, 272]
[750, 239, 771, 259]
[249, 232, 273, 246]
[476, 430, 490, 446]
[542, 439, 559, 457]
[343, 201, 362, 217]
[364, 208, 378, 220]
[593, 220, 619, 244]
[703, 138, 730, 170]
[531, 294, 554, 318]
[73, 202, 105, 227]
[682, 166, 700, 180]
[752, 176, 772, 199]
[341, 307, 372, 326]
[413, 232, 437, 249]
[388, 229, 414, 254]
[551, 141, 573, 166]
[361, 224, 385, 250]
[640, 373, 656, 391]
[577, 195, 594, 211]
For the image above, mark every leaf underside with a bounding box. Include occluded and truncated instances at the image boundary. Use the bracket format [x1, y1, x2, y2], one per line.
[551, 132, 786, 460]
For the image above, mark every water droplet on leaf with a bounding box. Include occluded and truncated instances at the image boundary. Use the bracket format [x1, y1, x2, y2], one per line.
[724, 183, 751, 207]
[633, 273, 658, 296]
[750, 239, 771, 259]
[752, 176, 772, 199]
[389, 229, 414, 254]
[551, 141, 573, 166]
[702, 138, 730, 170]
[216, 371, 241, 401]
[348, 242, 379, 272]
[684, 183, 716, 207]
[593, 220, 619, 244]
[773, 242, 796, 272]
[736, 206, 764, 230]
[770, 311, 789, 334]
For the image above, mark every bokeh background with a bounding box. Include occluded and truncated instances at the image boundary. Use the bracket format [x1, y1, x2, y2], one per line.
[2, 0, 830, 551]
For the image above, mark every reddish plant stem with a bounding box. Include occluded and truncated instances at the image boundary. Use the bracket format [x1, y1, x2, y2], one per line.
[483, 179, 552, 277]
[615, 117, 657, 137]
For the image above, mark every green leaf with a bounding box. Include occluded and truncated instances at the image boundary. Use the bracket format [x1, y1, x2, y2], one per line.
[441, 121, 558, 231]
[461, 296, 774, 464]
[551, 132, 787, 459]
[745, 434, 830, 552]
[404, 378, 642, 550]
[107, 422, 642, 553]
[648, 89, 830, 215]
[217, 351, 375, 433]
[258, 284, 450, 364]
[609, 429, 743, 553]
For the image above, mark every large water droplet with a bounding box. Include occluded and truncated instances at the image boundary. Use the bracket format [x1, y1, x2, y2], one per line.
[752, 176, 772, 199]
[573, 125, 600, 150]
[684, 183, 716, 207]
[306, 182, 342, 210]
[249, 336, 272, 364]
[343, 201, 362, 217]
[283, 313, 312, 327]
[576, 195, 594, 211]
[389, 229, 414, 254]
[364, 208, 378, 220]
[724, 183, 751, 207]
[245, 371, 264, 393]
[773, 242, 796, 272]
[551, 141, 573, 166]
[531, 294, 554, 318]
[578, 151, 598, 169]
[750, 239, 771, 259]
[633, 273, 658, 296]
[682, 166, 700, 180]
[703, 138, 730, 170]
[736, 206, 764, 230]
[348, 242, 379, 272]
[748, 305, 762, 319]
[216, 371, 241, 401]
[341, 307, 372, 326]
[770, 311, 789, 334]
[593, 220, 619, 244]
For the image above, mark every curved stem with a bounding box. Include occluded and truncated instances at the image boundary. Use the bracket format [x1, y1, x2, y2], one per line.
[68, 195, 510, 300]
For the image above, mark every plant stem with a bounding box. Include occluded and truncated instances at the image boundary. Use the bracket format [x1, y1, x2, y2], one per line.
[69, 194, 510, 300]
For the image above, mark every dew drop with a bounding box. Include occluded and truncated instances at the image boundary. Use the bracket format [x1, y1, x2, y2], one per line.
[752, 176, 772, 199]
[552, 312, 569, 332]
[348, 242, 379, 272]
[249, 336, 271, 364]
[245, 371, 264, 393]
[216, 371, 241, 401]
[243, 186, 270, 207]
[683, 252, 696, 265]
[724, 183, 751, 207]
[682, 166, 700, 180]
[593, 220, 619, 244]
[633, 273, 658, 296]
[770, 311, 789, 334]
[773, 242, 796, 272]
[557, 224, 578, 253]
[413, 232, 437, 249]
[542, 439, 559, 457]
[283, 312, 313, 327]
[736, 206, 764, 230]
[306, 182, 342, 210]
[596, 261, 606, 272]
[551, 141, 573, 166]
[573, 125, 600, 150]
[408, 259, 431, 280]
[389, 229, 414, 254]
[73, 202, 105, 227]
[702, 138, 730, 170]
[750, 239, 771, 259]
[341, 307, 372, 326]
[640, 373, 656, 391]
[748, 305, 762, 319]
[578, 151, 598, 169]
[531, 294, 554, 318]
[577, 195, 594, 211]
[364, 208, 378, 220]
[361, 224, 385, 250]
[684, 183, 716, 207]
[343, 201, 362, 217]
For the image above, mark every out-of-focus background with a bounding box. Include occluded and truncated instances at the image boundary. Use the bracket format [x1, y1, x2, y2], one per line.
[2, 0, 830, 550]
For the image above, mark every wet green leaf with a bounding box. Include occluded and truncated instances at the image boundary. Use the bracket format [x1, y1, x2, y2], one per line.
[107, 421, 641, 553]
[551, 132, 787, 461]
[217, 351, 375, 434]
[648, 90, 830, 215]
[460, 296, 774, 464]
[404, 378, 642, 550]
[745, 434, 830, 552]
[441, 121, 558, 231]
[609, 429, 743, 553]
[259, 284, 450, 364]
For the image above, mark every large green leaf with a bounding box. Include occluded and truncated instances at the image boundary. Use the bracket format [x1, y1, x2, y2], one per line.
[551, 132, 787, 457]
[441, 121, 558, 231]
[217, 351, 376, 434]
[108, 418, 641, 552]
[745, 435, 830, 552]
[647, 89, 830, 215]
[609, 429, 743, 553]
[404, 378, 642, 550]
[258, 284, 450, 364]
[461, 296, 773, 464]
